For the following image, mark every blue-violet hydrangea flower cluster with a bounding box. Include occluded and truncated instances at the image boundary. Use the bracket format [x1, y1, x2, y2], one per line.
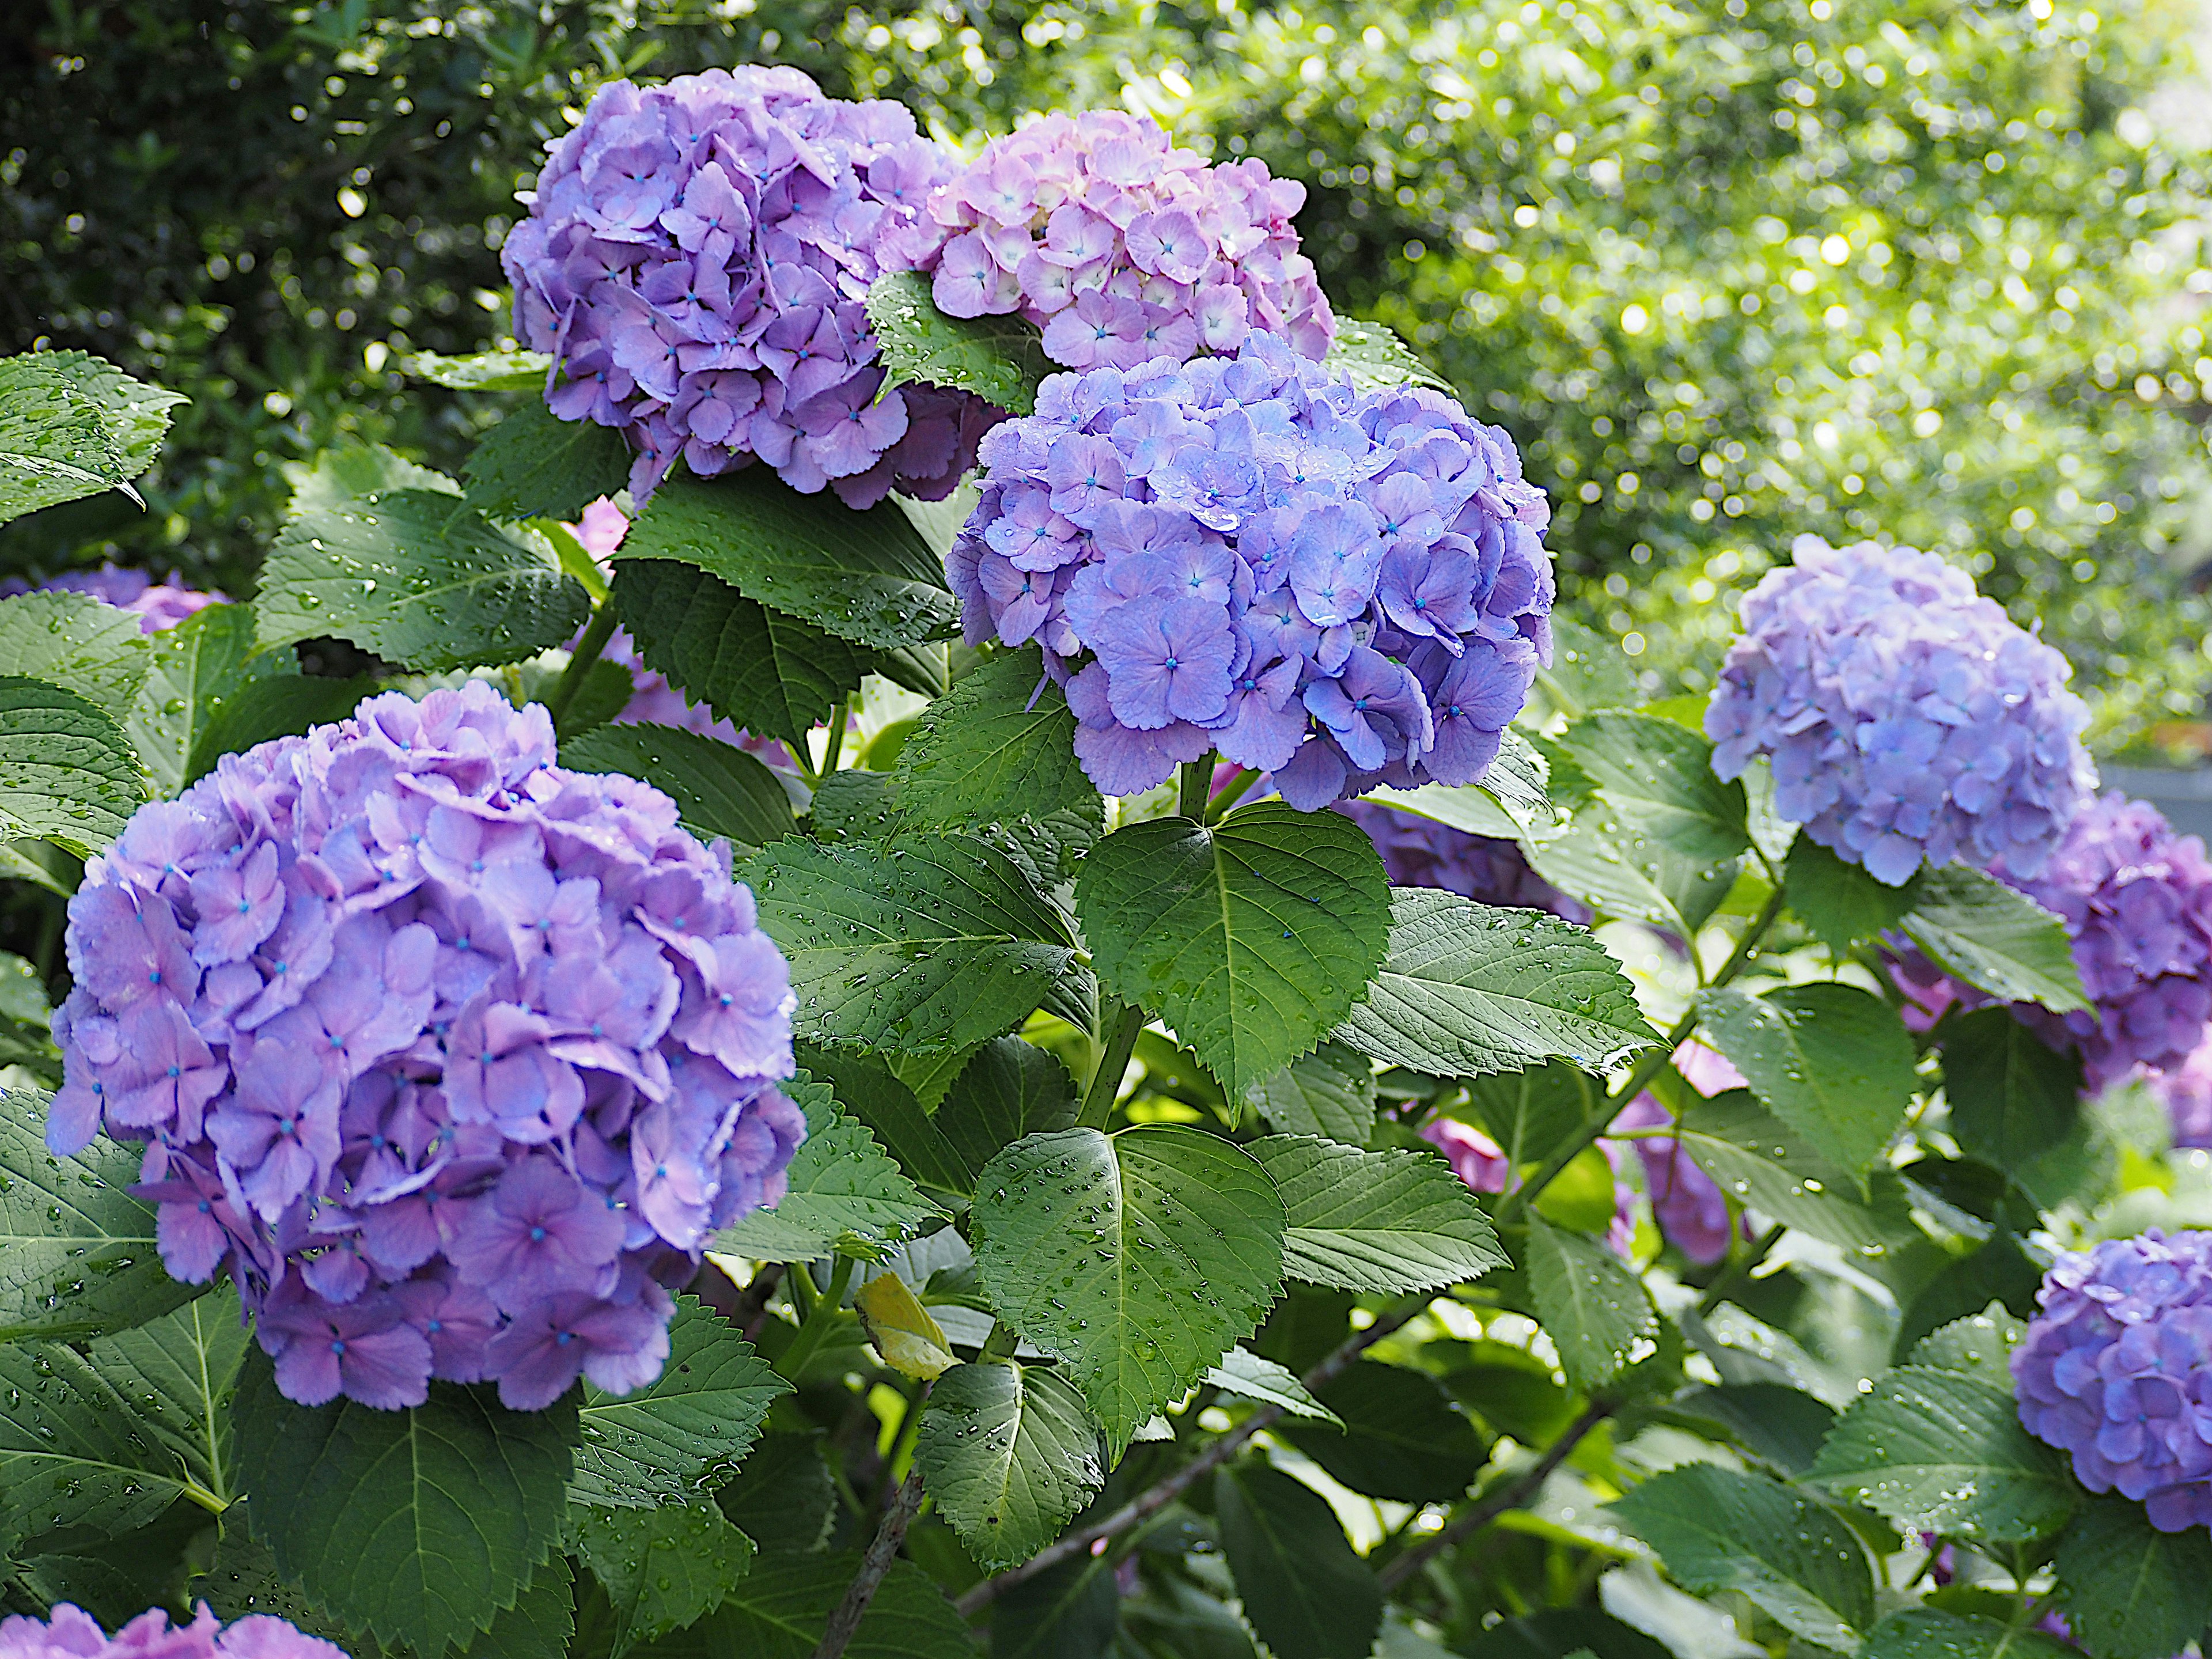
[52, 681, 804, 1412]
[0, 564, 224, 634]
[0, 1605, 342, 1659]
[950, 335, 1555, 807]
[502, 66, 998, 507]
[887, 109, 1334, 370]
[2013, 1229, 2212, 1532]
[1706, 535, 2093, 885]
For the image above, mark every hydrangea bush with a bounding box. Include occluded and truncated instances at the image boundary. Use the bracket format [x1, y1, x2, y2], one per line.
[0, 63, 2199, 1659]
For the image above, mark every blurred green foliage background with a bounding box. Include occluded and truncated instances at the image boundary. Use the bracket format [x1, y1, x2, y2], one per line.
[6, 0, 2211, 752]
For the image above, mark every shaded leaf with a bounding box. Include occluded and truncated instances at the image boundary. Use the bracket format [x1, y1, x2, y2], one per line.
[574, 1502, 754, 1659]
[797, 1046, 971, 1198]
[1785, 837, 1919, 956]
[1277, 1361, 1486, 1502]
[639, 1553, 977, 1659]
[1214, 1460, 1383, 1659]
[935, 1037, 1077, 1188]
[0, 677, 146, 855]
[2051, 1498, 2212, 1659]
[1552, 711, 1749, 863]
[1859, 1609, 2072, 1658]
[1245, 1042, 1377, 1143]
[185, 674, 380, 783]
[1942, 1007, 2082, 1169]
[560, 722, 798, 851]
[127, 603, 285, 796]
[0, 590, 150, 722]
[461, 401, 632, 524]
[1524, 1215, 1657, 1390]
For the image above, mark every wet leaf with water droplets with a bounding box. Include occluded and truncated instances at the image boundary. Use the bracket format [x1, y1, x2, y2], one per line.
[914, 1360, 1102, 1571]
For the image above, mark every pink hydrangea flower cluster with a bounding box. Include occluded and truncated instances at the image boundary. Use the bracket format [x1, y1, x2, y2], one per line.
[887, 109, 1334, 370]
[502, 66, 999, 507]
[0, 1604, 342, 1659]
[52, 681, 804, 1412]
[1, 563, 225, 633]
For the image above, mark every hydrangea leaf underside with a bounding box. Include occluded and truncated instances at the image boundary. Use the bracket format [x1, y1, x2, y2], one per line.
[970, 1126, 1286, 1460]
[1695, 983, 1918, 1183]
[1205, 1347, 1340, 1425]
[865, 271, 1051, 418]
[914, 1359, 1104, 1571]
[1076, 801, 1390, 1101]
[0, 676, 147, 856]
[1245, 1134, 1506, 1295]
[560, 722, 798, 853]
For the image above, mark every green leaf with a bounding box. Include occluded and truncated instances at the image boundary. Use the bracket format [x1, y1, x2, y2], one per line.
[1245, 1041, 1377, 1143]
[796, 1046, 972, 1198]
[185, 673, 380, 783]
[1673, 1382, 1838, 1475]
[714, 1074, 938, 1261]
[713, 1433, 836, 1556]
[1335, 890, 1659, 1078]
[1943, 1006, 2082, 1169]
[16, 1501, 221, 1637]
[257, 490, 589, 671]
[1277, 1361, 1486, 1502]
[126, 603, 285, 796]
[1610, 1465, 1873, 1653]
[746, 832, 1092, 1056]
[612, 559, 868, 752]
[0, 352, 181, 523]
[1894, 1232, 2042, 1359]
[0, 677, 147, 856]
[33, 352, 188, 476]
[0, 590, 151, 722]
[1213, 1460, 1384, 1659]
[971, 1126, 1286, 1457]
[285, 446, 460, 518]
[865, 270, 1052, 416]
[232, 1357, 578, 1656]
[1524, 1214, 1658, 1390]
[1553, 711, 1749, 863]
[1078, 801, 1391, 1099]
[1670, 1089, 1915, 1258]
[569, 1297, 789, 1508]
[1695, 983, 1918, 1179]
[1910, 1304, 2025, 1382]
[461, 401, 633, 524]
[1247, 1134, 1507, 1294]
[934, 1036, 1077, 1188]
[1525, 802, 1740, 941]
[1364, 733, 1561, 842]
[1859, 1609, 2073, 1659]
[1900, 862, 2089, 1014]
[574, 1501, 755, 1659]
[1321, 317, 1454, 395]
[619, 469, 955, 650]
[1785, 837, 1920, 955]
[89, 1283, 248, 1501]
[915, 1359, 1103, 1571]
[1205, 1346, 1341, 1424]
[1810, 1365, 2077, 1543]
[1466, 1060, 1594, 1168]
[0, 1085, 200, 1340]
[559, 722, 798, 851]
[403, 348, 554, 391]
[2051, 1498, 2212, 1659]
[643, 1553, 978, 1659]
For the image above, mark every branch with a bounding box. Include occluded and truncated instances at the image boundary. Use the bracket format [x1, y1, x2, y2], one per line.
[812, 1465, 926, 1659]
[1374, 1401, 1612, 1591]
[953, 1297, 1429, 1618]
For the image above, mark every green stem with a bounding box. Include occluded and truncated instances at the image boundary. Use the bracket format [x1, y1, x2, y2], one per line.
[1498, 884, 1785, 1226]
[1695, 1222, 1783, 1316]
[1077, 1002, 1145, 1131]
[979, 1320, 1021, 1362]
[819, 695, 853, 778]
[776, 1255, 857, 1381]
[1205, 767, 1260, 824]
[1179, 755, 1216, 821]
[544, 599, 619, 729]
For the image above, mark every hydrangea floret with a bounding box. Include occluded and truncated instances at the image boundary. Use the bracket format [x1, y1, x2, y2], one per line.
[950, 334, 1555, 808]
[886, 109, 1334, 370]
[2013, 1229, 2212, 1531]
[1336, 798, 1586, 921]
[1706, 536, 2093, 885]
[51, 681, 804, 1412]
[1, 563, 224, 633]
[502, 66, 997, 507]
[0, 1604, 343, 1659]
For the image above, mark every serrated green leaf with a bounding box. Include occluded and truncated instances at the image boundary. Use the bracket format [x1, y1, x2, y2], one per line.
[1205, 1345, 1340, 1425]
[402, 349, 554, 391]
[257, 490, 588, 671]
[568, 1296, 789, 1508]
[612, 559, 868, 752]
[746, 832, 1092, 1055]
[1214, 1460, 1384, 1659]
[797, 1046, 972, 1198]
[713, 1433, 836, 1557]
[971, 1126, 1285, 1458]
[1810, 1366, 2078, 1543]
[1671, 1089, 1917, 1257]
[1554, 711, 1749, 863]
[1785, 837, 1920, 955]
[935, 1036, 1077, 1188]
[1696, 983, 1917, 1180]
[32, 352, 188, 476]
[915, 1360, 1103, 1571]
[574, 1501, 754, 1659]
[126, 603, 285, 796]
[185, 673, 380, 783]
[1859, 1608, 2073, 1659]
[1672, 1382, 1838, 1475]
[462, 401, 633, 524]
[0, 590, 152, 722]
[641, 1552, 977, 1659]
[865, 271, 1051, 416]
[1524, 1214, 1658, 1390]
[714, 1074, 938, 1261]
[1247, 1134, 1506, 1294]
[0, 1085, 199, 1341]
[1466, 1059, 1594, 1168]
[285, 446, 460, 518]
[619, 469, 954, 650]
[1943, 1006, 2082, 1169]
[1525, 802, 1740, 941]
[15, 1501, 221, 1637]
[1900, 862, 2089, 1014]
[1609, 1464, 1873, 1653]
[1363, 732, 1560, 842]
[0, 352, 181, 523]
[1078, 801, 1391, 1099]
[1275, 1360, 1486, 1502]
[1245, 1041, 1377, 1143]
[1335, 890, 1658, 1078]
[1321, 317, 1454, 395]
[1910, 1304, 2026, 1381]
[559, 721, 797, 851]
[0, 676, 147, 855]
[2050, 1498, 2212, 1659]
[232, 1357, 577, 1656]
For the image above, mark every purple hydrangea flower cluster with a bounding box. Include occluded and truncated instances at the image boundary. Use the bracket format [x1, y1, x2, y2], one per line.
[502, 66, 999, 507]
[1706, 536, 2093, 885]
[51, 681, 804, 1412]
[0, 563, 225, 634]
[1335, 798, 1587, 921]
[885, 109, 1333, 370]
[0, 1605, 342, 1659]
[2013, 1229, 2212, 1532]
[2154, 1041, 2212, 1150]
[950, 334, 1555, 806]
[1997, 793, 2212, 1094]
